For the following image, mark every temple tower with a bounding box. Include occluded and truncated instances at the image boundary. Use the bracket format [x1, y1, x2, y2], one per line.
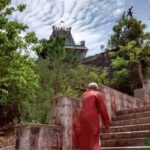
[51, 25, 88, 59]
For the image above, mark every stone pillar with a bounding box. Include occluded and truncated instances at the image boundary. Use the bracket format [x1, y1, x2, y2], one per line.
[144, 79, 150, 88]
[134, 88, 150, 105]
[14, 124, 62, 150]
[50, 96, 81, 150]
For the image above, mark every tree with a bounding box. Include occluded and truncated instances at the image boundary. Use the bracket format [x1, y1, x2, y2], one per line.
[108, 15, 146, 49]
[0, 0, 40, 125]
[108, 14, 150, 94]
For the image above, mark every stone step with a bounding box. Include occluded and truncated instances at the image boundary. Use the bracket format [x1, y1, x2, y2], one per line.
[101, 123, 150, 133]
[101, 146, 150, 150]
[101, 130, 150, 140]
[101, 138, 148, 147]
[111, 117, 150, 126]
[112, 111, 150, 121]
[116, 106, 150, 116]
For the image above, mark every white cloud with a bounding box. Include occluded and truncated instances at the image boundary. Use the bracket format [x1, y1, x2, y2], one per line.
[115, 0, 125, 7]
[11, 0, 129, 56]
[113, 8, 124, 18]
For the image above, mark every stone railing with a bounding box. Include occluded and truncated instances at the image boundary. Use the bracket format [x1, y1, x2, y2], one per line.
[99, 84, 144, 117]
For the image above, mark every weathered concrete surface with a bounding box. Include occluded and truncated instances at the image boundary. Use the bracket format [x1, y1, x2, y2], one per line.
[50, 96, 81, 150]
[99, 84, 146, 116]
[14, 124, 62, 150]
[134, 88, 150, 105]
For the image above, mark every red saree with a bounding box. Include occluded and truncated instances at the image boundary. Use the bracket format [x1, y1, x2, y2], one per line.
[79, 90, 110, 150]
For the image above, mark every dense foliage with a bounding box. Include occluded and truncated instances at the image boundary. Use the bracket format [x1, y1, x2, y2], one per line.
[0, 0, 40, 125]
[108, 15, 150, 94]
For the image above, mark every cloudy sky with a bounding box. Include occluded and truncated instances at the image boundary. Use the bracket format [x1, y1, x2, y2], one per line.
[11, 0, 150, 56]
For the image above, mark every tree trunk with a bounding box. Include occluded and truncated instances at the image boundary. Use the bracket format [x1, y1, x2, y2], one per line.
[134, 60, 144, 88]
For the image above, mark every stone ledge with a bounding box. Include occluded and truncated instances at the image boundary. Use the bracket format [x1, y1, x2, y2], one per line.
[52, 96, 81, 102]
[15, 124, 63, 150]
[15, 123, 60, 129]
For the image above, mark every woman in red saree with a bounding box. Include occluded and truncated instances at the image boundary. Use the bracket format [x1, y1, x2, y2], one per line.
[79, 83, 110, 150]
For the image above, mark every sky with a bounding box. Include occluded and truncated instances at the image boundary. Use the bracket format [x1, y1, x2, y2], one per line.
[11, 0, 150, 56]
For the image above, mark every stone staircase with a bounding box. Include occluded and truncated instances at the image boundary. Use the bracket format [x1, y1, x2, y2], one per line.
[101, 106, 150, 150]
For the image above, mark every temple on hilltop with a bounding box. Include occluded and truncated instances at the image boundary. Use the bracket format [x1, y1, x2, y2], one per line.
[50, 25, 88, 59]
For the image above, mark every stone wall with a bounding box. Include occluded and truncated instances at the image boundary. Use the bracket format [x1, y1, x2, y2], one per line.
[14, 124, 62, 150]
